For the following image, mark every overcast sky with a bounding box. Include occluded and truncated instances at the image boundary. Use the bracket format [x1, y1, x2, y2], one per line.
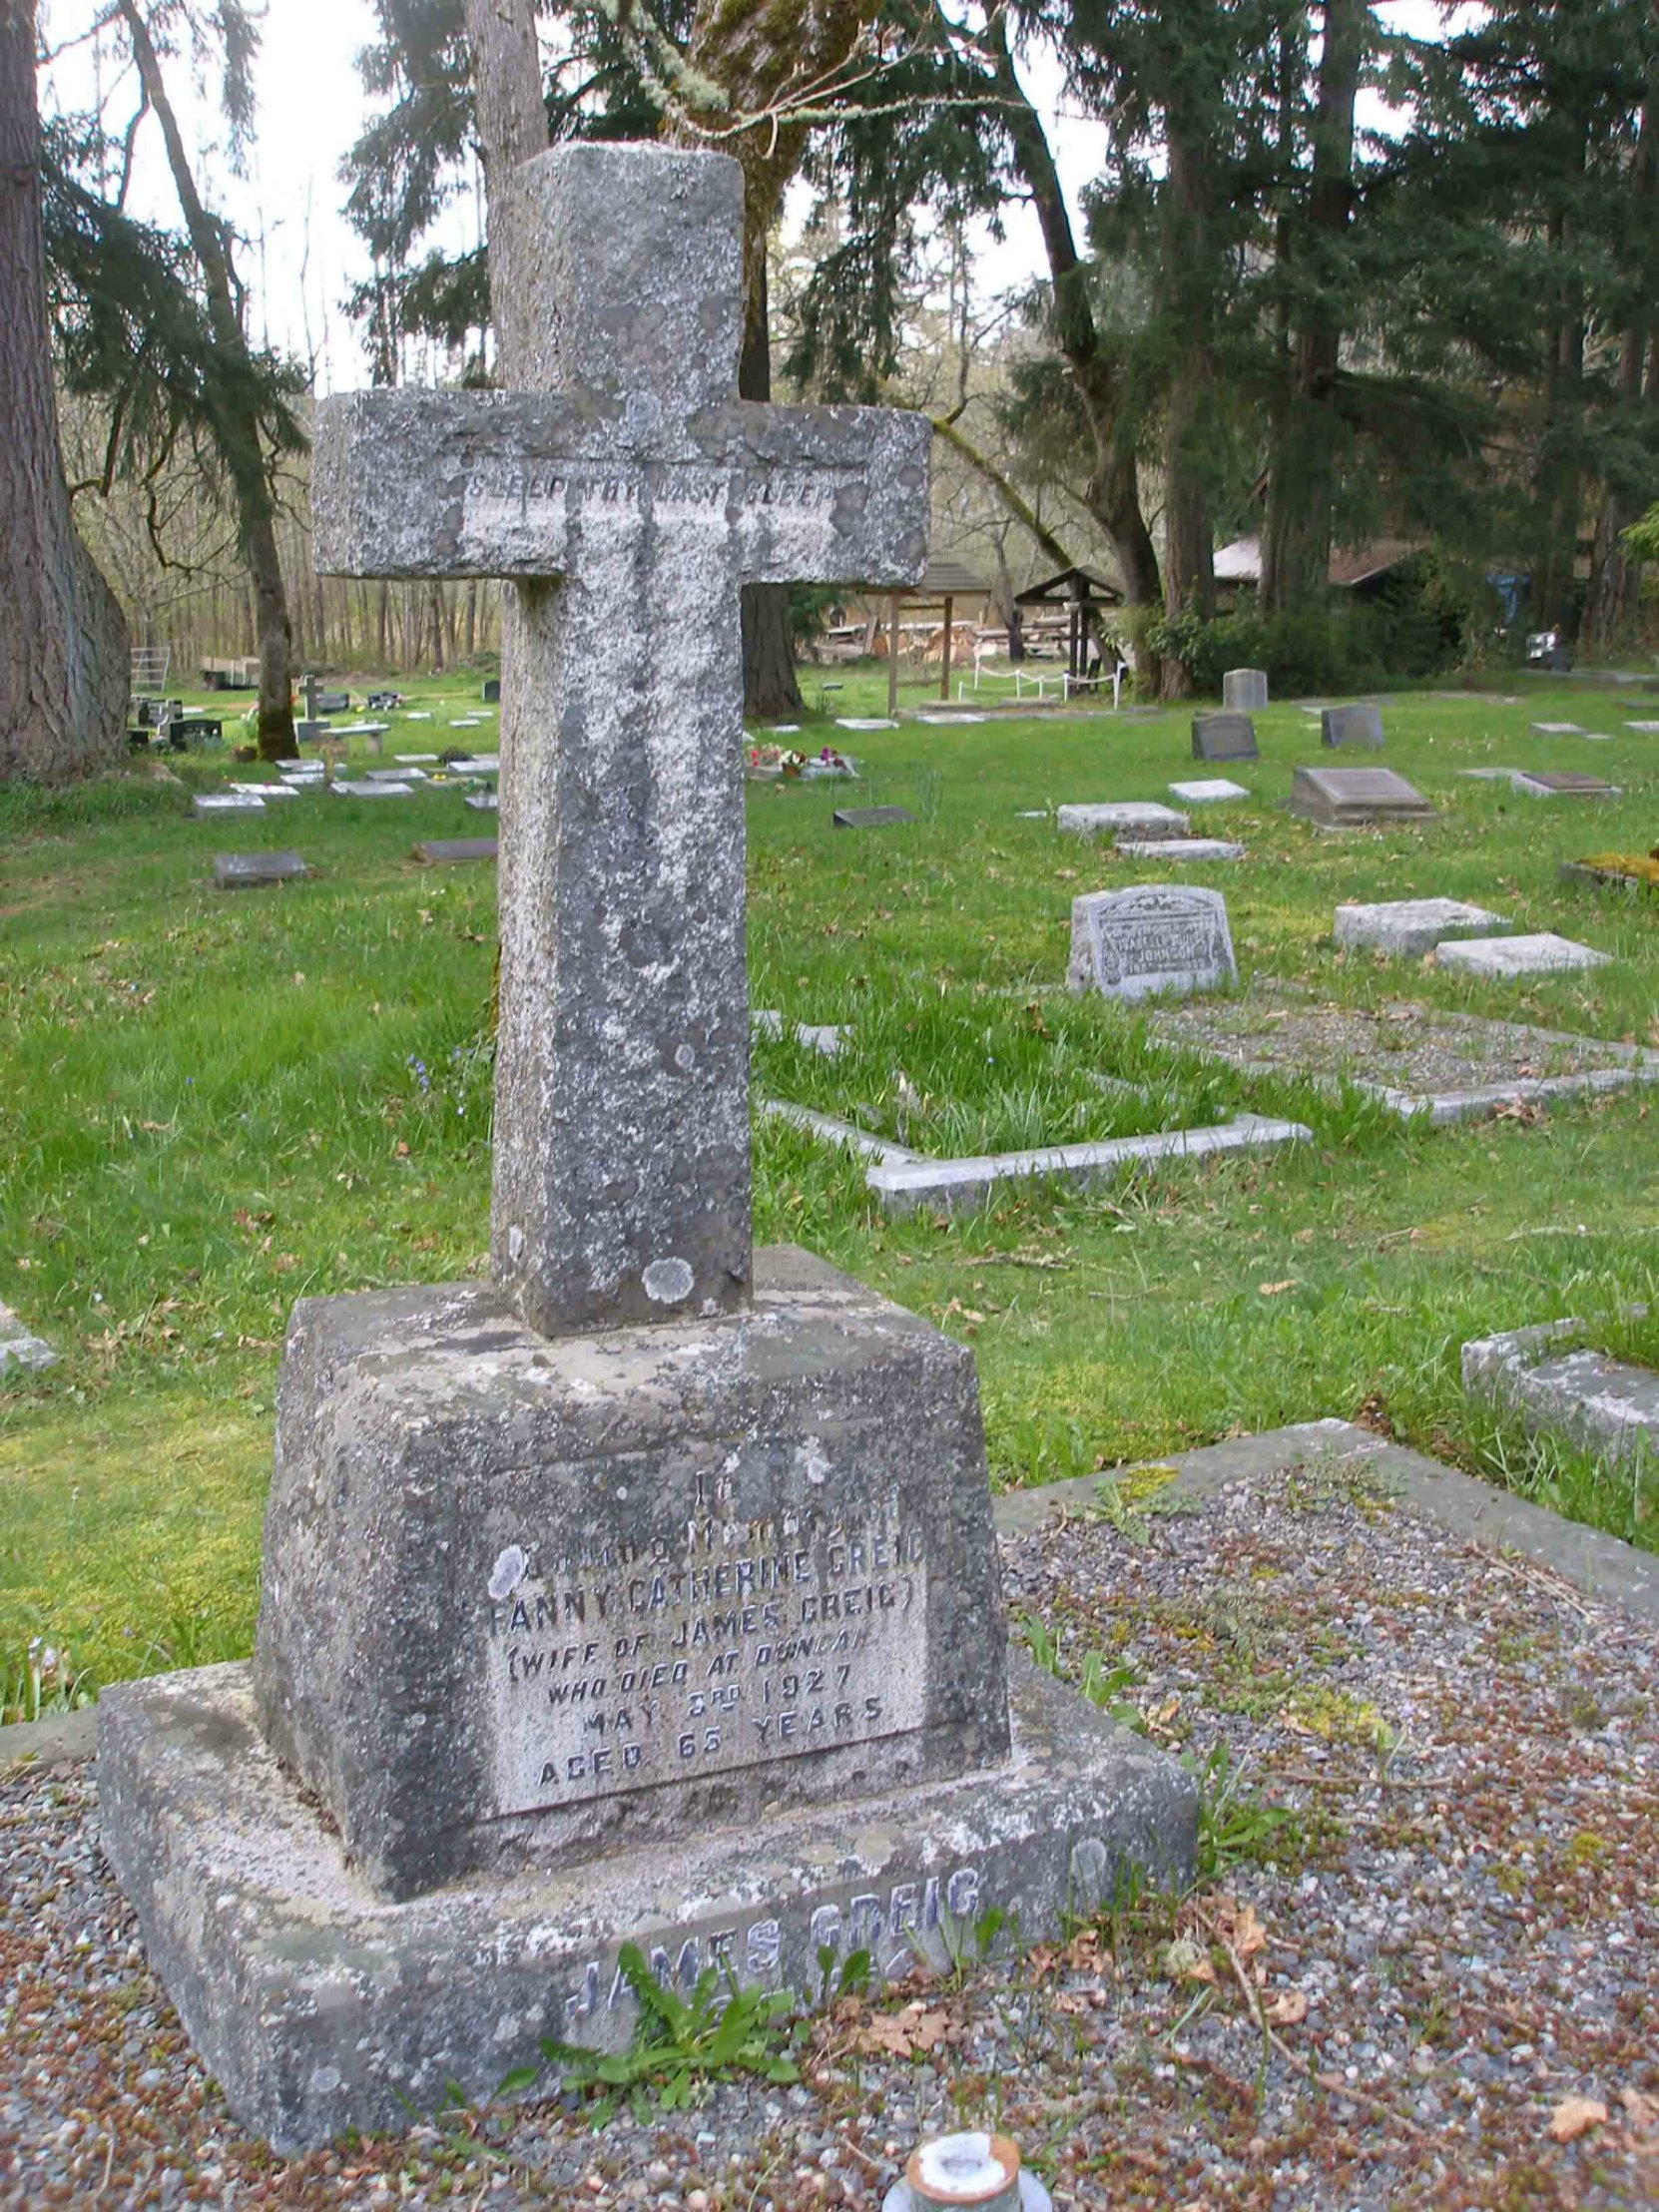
[39, 0, 1456, 396]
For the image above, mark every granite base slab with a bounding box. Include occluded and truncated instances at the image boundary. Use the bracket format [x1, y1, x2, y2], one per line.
[97, 1654, 1195, 2153]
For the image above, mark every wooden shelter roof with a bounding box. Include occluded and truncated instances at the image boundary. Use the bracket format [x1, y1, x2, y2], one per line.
[1014, 564, 1123, 608]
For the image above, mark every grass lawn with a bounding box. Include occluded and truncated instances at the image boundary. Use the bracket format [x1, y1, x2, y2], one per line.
[5, 664, 1659, 1718]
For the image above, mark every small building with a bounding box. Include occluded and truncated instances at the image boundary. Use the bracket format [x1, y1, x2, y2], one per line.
[1012, 566, 1124, 683]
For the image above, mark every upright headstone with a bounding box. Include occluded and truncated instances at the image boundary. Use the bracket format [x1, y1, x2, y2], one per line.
[1191, 711, 1259, 763]
[1289, 765, 1434, 827]
[99, 142, 1197, 2154]
[482, 677, 502, 704]
[1068, 884, 1238, 1001]
[1321, 702, 1385, 750]
[1221, 668, 1269, 712]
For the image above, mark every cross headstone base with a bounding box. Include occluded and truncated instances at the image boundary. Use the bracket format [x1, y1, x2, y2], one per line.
[99, 1246, 1199, 2145]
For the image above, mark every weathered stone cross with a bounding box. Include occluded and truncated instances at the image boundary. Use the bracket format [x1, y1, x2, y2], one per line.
[315, 144, 928, 1338]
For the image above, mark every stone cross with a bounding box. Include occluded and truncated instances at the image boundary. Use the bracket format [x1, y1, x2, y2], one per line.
[313, 144, 928, 1337]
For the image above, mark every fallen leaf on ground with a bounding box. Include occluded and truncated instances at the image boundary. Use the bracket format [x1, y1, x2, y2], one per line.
[1268, 1988, 1309, 2026]
[1619, 2087, 1659, 2134]
[1258, 1280, 1298, 1297]
[1549, 2097, 1608, 2143]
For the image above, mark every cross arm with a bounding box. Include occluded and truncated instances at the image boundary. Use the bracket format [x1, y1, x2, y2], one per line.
[311, 389, 930, 589]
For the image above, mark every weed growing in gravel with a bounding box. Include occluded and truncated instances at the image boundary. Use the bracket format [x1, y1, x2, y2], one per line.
[524, 1942, 801, 2123]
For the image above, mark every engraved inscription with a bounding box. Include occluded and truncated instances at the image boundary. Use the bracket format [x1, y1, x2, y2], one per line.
[1093, 913, 1217, 984]
[486, 1500, 927, 1816]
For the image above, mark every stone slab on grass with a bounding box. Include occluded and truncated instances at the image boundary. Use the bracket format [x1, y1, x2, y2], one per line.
[214, 851, 309, 890]
[1334, 897, 1510, 958]
[464, 792, 499, 812]
[1436, 932, 1611, 979]
[1115, 837, 1245, 861]
[1463, 1320, 1659, 1477]
[1169, 779, 1250, 804]
[751, 1011, 846, 1057]
[865, 1113, 1311, 1218]
[1057, 803, 1190, 841]
[1320, 702, 1385, 750]
[0, 1301, 56, 1374]
[331, 780, 414, 799]
[1146, 984, 1659, 1125]
[1511, 771, 1621, 799]
[100, 1642, 1192, 2151]
[1288, 765, 1434, 828]
[192, 793, 266, 818]
[411, 838, 498, 865]
[1531, 722, 1584, 735]
[833, 806, 916, 830]
[1069, 884, 1237, 1001]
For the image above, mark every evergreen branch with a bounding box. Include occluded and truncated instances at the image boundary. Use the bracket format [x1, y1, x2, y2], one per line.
[928, 413, 1073, 571]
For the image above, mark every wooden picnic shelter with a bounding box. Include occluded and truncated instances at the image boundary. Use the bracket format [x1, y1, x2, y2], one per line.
[1013, 565, 1123, 684]
[882, 557, 992, 712]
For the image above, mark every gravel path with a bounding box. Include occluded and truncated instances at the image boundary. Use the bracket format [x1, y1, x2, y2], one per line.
[5, 1453, 1659, 2208]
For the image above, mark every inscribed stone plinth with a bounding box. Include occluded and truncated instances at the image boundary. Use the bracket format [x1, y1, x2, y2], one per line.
[214, 851, 308, 890]
[1288, 766, 1434, 827]
[1221, 669, 1269, 712]
[833, 806, 916, 829]
[313, 147, 927, 1341]
[1321, 702, 1385, 750]
[1335, 898, 1509, 958]
[1191, 712, 1259, 763]
[1056, 803, 1190, 841]
[251, 1247, 1010, 1900]
[412, 837, 498, 865]
[1068, 885, 1237, 1001]
[1436, 932, 1610, 979]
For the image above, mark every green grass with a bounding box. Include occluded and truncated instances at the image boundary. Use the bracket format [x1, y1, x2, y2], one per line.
[6, 664, 1659, 1714]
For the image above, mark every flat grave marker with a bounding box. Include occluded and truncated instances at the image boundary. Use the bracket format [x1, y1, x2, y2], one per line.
[1511, 770, 1620, 799]
[1532, 722, 1584, 735]
[192, 792, 266, 818]
[465, 791, 499, 813]
[1170, 778, 1250, 804]
[331, 779, 414, 799]
[1335, 897, 1509, 958]
[1288, 765, 1434, 828]
[1436, 932, 1611, 979]
[1116, 837, 1244, 862]
[411, 837, 498, 865]
[1068, 883, 1238, 1002]
[214, 850, 309, 890]
[1057, 802, 1190, 841]
[833, 805, 916, 829]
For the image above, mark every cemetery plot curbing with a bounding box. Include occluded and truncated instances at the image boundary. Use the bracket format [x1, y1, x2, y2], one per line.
[1115, 837, 1244, 862]
[1463, 1320, 1659, 1479]
[100, 140, 1196, 2153]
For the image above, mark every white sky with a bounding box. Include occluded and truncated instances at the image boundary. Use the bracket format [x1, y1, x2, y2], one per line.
[39, 0, 1455, 397]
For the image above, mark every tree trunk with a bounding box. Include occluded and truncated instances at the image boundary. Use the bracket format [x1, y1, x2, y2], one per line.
[0, 0, 127, 784]
[1582, 94, 1652, 654]
[983, 14, 1162, 672]
[1157, 130, 1216, 702]
[738, 251, 802, 718]
[119, 0, 296, 759]
[1261, 0, 1363, 617]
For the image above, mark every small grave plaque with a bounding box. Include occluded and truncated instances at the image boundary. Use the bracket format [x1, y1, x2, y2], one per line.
[193, 792, 266, 817]
[833, 805, 916, 830]
[465, 792, 500, 813]
[1221, 668, 1269, 711]
[1321, 702, 1385, 750]
[1289, 766, 1434, 828]
[1512, 771, 1619, 799]
[1116, 836, 1244, 862]
[1056, 803, 1190, 841]
[1170, 779, 1250, 804]
[215, 850, 309, 890]
[412, 837, 498, 865]
[332, 779, 414, 798]
[1335, 897, 1509, 958]
[1437, 932, 1610, 979]
[1191, 712, 1259, 763]
[1068, 884, 1238, 1001]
